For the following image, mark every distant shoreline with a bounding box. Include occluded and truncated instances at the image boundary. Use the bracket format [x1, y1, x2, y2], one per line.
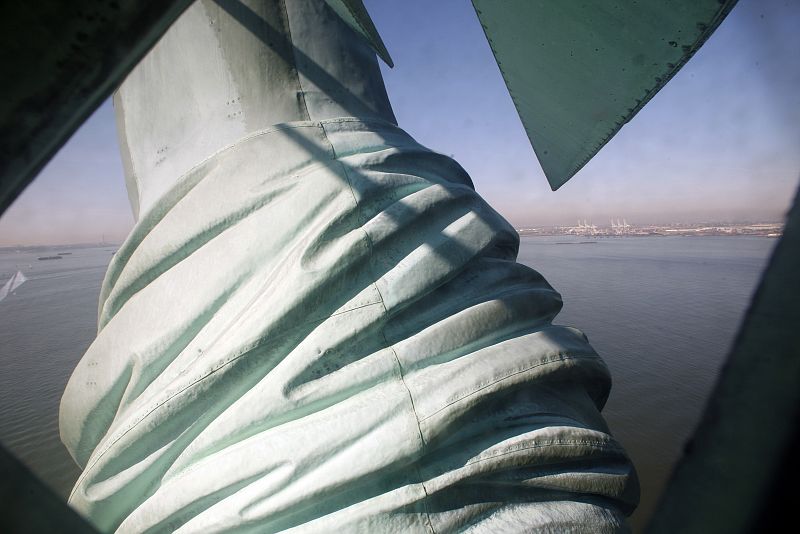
[517, 222, 783, 239]
[0, 231, 783, 251]
[0, 243, 120, 252]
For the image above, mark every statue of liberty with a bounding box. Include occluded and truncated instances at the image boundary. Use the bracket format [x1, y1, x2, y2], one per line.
[57, 0, 734, 531]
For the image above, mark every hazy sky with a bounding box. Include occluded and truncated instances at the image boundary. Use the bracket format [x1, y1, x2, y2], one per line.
[1, 0, 798, 246]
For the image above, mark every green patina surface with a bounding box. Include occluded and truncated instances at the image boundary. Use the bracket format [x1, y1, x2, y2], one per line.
[472, 0, 737, 190]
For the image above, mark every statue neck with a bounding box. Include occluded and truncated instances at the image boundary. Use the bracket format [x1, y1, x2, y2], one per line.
[114, 0, 396, 219]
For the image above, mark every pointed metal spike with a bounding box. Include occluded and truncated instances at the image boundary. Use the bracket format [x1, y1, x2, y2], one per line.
[472, 0, 738, 190]
[325, 0, 394, 68]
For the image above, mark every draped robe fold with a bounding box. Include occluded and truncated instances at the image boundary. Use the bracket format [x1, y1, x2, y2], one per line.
[60, 1, 638, 531]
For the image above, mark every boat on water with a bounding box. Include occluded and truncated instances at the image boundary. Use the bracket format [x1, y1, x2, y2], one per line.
[37, 256, 62, 261]
[0, 270, 27, 302]
[57, 252, 72, 255]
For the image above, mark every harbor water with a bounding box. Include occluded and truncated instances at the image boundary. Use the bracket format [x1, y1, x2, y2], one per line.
[0, 235, 776, 531]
